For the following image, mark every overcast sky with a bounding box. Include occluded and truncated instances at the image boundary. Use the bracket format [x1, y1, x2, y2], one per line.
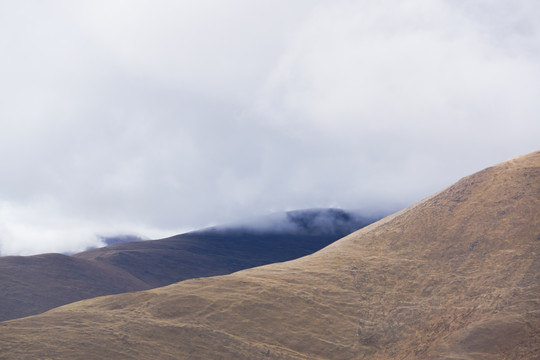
[1, 0, 539, 255]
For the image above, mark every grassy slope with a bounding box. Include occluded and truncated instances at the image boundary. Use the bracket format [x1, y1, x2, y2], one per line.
[0, 151, 538, 359]
[74, 231, 360, 288]
[0, 211, 373, 322]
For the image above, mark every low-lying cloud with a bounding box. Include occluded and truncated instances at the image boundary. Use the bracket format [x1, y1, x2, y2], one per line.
[0, 0, 539, 255]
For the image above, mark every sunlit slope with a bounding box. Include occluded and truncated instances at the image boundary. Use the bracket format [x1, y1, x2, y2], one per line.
[0, 209, 374, 322]
[0, 151, 538, 359]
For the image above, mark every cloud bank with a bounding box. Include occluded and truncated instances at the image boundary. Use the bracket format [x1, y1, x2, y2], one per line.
[0, 0, 539, 255]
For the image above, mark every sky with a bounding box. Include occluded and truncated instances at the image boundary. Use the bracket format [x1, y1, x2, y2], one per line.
[0, 0, 539, 255]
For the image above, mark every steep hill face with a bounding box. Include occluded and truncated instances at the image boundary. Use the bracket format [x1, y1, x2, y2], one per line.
[0, 209, 374, 322]
[0, 152, 538, 359]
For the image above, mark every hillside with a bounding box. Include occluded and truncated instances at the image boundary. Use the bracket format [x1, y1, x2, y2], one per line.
[0, 209, 374, 322]
[0, 253, 150, 322]
[0, 151, 538, 359]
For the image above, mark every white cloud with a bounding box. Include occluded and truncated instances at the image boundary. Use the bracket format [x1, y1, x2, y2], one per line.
[253, 0, 540, 195]
[0, 0, 538, 255]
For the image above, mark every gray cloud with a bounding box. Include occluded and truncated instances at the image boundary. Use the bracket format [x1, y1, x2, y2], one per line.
[0, 0, 539, 255]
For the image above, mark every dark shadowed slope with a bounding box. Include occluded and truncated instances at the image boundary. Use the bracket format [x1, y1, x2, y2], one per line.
[0, 253, 150, 322]
[75, 208, 375, 288]
[0, 151, 537, 359]
[0, 209, 376, 321]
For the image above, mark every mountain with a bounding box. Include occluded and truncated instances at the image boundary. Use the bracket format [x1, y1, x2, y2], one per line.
[0, 151, 537, 359]
[0, 253, 150, 322]
[99, 234, 146, 246]
[0, 208, 376, 322]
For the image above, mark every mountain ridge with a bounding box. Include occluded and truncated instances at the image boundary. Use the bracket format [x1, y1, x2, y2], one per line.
[0, 151, 538, 359]
[0, 208, 376, 322]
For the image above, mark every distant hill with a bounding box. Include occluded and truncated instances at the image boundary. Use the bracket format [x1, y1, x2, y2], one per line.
[0, 151, 537, 359]
[211, 208, 379, 237]
[99, 234, 146, 246]
[0, 208, 377, 321]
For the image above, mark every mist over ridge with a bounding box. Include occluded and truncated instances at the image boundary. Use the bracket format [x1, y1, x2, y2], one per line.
[0, 207, 379, 321]
[201, 208, 382, 236]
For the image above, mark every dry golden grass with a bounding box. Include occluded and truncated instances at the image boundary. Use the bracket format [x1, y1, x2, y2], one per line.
[1, 151, 539, 359]
[1, 209, 369, 322]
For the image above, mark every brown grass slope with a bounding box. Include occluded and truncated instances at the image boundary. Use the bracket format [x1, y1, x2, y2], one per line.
[0, 151, 538, 359]
[0, 209, 373, 322]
